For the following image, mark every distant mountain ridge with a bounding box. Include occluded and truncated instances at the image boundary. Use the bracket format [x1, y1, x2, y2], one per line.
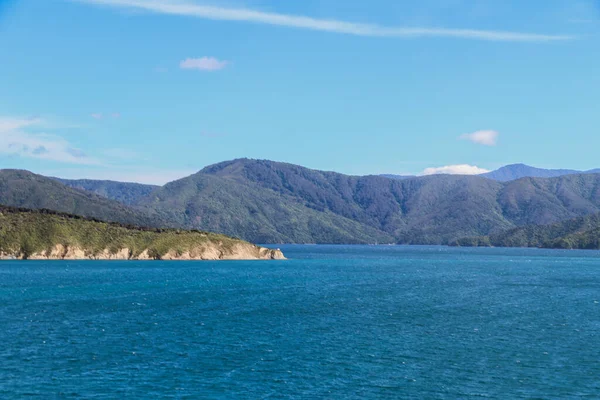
[480, 163, 600, 182]
[382, 163, 600, 182]
[4, 160, 600, 245]
[0, 169, 163, 228]
[135, 159, 600, 244]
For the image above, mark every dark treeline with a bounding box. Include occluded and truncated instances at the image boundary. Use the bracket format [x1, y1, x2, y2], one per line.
[0, 205, 207, 235]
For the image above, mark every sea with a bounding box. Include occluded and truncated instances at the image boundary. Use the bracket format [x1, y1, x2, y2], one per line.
[1, 245, 599, 399]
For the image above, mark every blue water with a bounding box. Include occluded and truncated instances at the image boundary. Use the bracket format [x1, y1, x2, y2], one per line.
[1, 246, 600, 399]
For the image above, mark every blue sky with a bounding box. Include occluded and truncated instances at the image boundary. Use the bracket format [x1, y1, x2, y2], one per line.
[0, 0, 598, 184]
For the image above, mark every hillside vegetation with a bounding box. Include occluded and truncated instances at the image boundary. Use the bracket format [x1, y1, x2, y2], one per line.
[135, 159, 600, 244]
[0, 169, 163, 228]
[4, 160, 600, 244]
[57, 178, 158, 206]
[0, 206, 284, 260]
[452, 213, 600, 250]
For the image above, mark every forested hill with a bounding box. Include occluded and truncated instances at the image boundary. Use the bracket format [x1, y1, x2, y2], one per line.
[56, 178, 158, 206]
[451, 213, 600, 250]
[3, 160, 600, 245]
[0, 169, 164, 228]
[135, 159, 600, 244]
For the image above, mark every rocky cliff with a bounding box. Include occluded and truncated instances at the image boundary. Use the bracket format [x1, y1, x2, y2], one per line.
[0, 243, 285, 261]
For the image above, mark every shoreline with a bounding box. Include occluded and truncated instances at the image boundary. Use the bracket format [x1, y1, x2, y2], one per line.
[0, 244, 285, 261]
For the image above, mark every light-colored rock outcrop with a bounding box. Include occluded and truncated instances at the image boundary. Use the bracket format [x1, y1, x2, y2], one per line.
[0, 243, 285, 261]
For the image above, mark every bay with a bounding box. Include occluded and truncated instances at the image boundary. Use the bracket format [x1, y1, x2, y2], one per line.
[1, 245, 599, 399]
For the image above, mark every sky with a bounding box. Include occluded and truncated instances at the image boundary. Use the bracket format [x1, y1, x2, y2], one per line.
[0, 0, 599, 184]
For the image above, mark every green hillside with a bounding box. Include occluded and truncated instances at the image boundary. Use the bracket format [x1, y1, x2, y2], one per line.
[138, 171, 395, 244]
[5, 161, 600, 245]
[57, 178, 158, 206]
[135, 159, 600, 244]
[452, 213, 600, 249]
[0, 169, 164, 228]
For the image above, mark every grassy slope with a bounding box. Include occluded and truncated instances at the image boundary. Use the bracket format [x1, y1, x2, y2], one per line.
[0, 206, 246, 259]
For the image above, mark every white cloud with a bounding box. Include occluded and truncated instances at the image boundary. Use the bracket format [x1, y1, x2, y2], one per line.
[91, 113, 103, 119]
[422, 164, 490, 175]
[459, 130, 499, 146]
[0, 116, 198, 184]
[0, 117, 100, 165]
[76, 0, 573, 42]
[0, 116, 41, 131]
[180, 57, 229, 71]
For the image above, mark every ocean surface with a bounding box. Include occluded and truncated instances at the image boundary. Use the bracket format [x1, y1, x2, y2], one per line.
[1, 245, 600, 399]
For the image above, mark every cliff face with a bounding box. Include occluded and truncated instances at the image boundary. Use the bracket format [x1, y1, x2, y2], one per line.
[0, 207, 286, 261]
[0, 243, 285, 261]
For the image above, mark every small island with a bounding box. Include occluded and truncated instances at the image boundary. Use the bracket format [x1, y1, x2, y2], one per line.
[0, 206, 285, 260]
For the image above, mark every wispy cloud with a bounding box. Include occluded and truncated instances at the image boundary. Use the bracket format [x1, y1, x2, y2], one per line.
[422, 164, 490, 175]
[0, 116, 42, 132]
[180, 57, 229, 71]
[76, 0, 573, 42]
[91, 113, 103, 119]
[459, 130, 499, 146]
[0, 116, 100, 165]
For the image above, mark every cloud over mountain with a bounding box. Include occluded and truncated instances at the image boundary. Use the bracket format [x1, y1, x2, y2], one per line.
[422, 164, 490, 175]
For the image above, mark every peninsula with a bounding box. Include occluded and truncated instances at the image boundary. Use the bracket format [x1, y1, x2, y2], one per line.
[0, 206, 285, 260]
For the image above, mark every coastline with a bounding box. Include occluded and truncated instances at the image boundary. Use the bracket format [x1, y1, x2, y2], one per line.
[0, 243, 285, 261]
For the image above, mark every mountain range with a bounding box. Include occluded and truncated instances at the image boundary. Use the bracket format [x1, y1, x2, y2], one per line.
[2, 160, 600, 245]
[480, 164, 600, 182]
[383, 163, 600, 182]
